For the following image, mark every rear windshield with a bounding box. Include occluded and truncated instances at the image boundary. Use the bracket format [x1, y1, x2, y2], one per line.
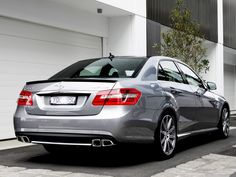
[49, 57, 147, 79]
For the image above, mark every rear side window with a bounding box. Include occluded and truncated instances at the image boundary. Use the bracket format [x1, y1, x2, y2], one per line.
[50, 57, 147, 79]
[158, 61, 184, 83]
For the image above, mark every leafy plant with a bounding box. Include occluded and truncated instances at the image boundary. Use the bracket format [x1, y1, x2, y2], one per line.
[153, 0, 209, 74]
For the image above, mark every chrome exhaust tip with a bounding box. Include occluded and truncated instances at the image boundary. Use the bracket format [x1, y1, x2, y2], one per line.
[17, 136, 22, 142]
[92, 139, 101, 147]
[101, 139, 115, 147]
[17, 136, 30, 143]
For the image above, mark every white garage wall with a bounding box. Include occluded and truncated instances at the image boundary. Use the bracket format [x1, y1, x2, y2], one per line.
[107, 15, 146, 56]
[0, 17, 102, 139]
[201, 41, 218, 83]
[0, 0, 108, 37]
[97, 0, 146, 17]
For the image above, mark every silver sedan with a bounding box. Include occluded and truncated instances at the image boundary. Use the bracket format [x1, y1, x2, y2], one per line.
[14, 56, 230, 158]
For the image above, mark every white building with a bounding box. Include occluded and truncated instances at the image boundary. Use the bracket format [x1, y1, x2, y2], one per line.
[0, 0, 233, 140]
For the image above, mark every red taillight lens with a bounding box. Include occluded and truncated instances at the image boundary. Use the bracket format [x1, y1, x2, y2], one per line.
[17, 90, 33, 106]
[92, 88, 141, 106]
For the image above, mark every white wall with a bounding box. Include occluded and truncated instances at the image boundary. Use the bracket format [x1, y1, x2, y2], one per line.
[201, 42, 217, 82]
[224, 48, 236, 66]
[107, 15, 147, 56]
[223, 48, 236, 111]
[224, 64, 236, 110]
[201, 41, 224, 95]
[0, 0, 109, 37]
[97, 0, 146, 17]
[0, 0, 148, 58]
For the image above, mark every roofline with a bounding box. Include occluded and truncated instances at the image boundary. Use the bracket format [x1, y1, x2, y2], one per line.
[149, 56, 187, 64]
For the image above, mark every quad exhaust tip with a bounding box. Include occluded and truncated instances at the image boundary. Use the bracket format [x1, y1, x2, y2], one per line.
[17, 136, 30, 143]
[17, 136, 114, 146]
[101, 139, 115, 147]
[92, 139, 115, 147]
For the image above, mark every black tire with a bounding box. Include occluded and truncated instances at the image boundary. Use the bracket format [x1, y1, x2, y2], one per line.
[154, 111, 177, 159]
[218, 106, 230, 138]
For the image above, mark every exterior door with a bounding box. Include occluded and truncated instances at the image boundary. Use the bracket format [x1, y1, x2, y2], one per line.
[0, 17, 102, 139]
[177, 62, 219, 130]
[157, 60, 198, 133]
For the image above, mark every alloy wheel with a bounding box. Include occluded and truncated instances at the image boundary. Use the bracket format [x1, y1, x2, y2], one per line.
[160, 115, 176, 156]
[222, 108, 230, 137]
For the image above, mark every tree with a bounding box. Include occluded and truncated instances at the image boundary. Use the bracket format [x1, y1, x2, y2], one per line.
[153, 0, 209, 74]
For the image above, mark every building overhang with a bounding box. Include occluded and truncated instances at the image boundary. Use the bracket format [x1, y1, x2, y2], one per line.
[48, 0, 133, 17]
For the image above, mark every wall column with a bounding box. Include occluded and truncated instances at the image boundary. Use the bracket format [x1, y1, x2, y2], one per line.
[215, 0, 224, 95]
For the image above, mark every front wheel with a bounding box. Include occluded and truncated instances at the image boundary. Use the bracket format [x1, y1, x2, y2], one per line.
[218, 107, 230, 138]
[155, 112, 177, 159]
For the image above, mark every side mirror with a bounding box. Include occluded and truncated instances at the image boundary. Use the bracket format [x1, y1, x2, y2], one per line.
[207, 82, 217, 90]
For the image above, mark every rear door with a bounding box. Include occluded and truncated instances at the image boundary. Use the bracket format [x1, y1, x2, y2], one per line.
[176, 62, 219, 129]
[157, 60, 198, 133]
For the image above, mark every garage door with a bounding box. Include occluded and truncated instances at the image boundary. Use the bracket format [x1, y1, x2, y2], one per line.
[0, 17, 102, 139]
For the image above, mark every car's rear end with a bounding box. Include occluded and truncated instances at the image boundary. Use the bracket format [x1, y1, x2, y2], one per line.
[14, 57, 153, 148]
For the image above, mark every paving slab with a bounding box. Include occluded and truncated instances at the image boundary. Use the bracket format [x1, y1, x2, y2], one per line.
[152, 154, 236, 177]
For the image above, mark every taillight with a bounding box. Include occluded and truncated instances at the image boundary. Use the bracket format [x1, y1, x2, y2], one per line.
[17, 90, 33, 106]
[92, 88, 141, 106]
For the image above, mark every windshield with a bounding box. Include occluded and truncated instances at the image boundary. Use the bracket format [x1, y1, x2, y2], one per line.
[49, 57, 147, 79]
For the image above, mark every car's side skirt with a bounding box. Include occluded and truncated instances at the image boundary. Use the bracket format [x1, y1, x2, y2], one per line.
[177, 127, 218, 139]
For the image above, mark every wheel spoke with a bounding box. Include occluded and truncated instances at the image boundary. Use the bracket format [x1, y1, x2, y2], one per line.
[227, 119, 230, 125]
[166, 140, 170, 152]
[162, 119, 168, 131]
[223, 124, 226, 132]
[165, 117, 170, 130]
[226, 122, 230, 128]
[161, 137, 166, 145]
[163, 140, 167, 152]
[224, 110, 228, 119]
[169, 126, 175, 134]
[168, 139, 175, 148]
[167, 118, 172, 130]
[160, 130, 166, 135]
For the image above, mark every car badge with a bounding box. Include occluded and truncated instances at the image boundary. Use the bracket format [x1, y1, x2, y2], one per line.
[55, 82, 64, 92]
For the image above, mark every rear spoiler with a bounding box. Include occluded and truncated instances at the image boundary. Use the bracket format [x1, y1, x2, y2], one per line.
[26, 79, 117, 85]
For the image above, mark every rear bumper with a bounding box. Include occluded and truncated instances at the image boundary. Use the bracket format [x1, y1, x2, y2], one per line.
[14, 106, 159, 145]
[15, 132, 117, 147]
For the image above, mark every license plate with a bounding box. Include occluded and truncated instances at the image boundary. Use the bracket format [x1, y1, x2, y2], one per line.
[50, 96, 77, 105]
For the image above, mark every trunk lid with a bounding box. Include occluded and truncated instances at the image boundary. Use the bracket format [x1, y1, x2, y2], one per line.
[24, 79, 116, 116]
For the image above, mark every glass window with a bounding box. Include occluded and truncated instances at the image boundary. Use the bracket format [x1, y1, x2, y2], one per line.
[158, 61, 184, 83]
[49, 57, 147, 79]
[177, 63, 203, 87]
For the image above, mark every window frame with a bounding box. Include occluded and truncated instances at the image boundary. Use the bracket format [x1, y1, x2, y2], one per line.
[49, 57, 148, 80]
[174, 61, 206, 89]
[157, 59, 186, 84]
